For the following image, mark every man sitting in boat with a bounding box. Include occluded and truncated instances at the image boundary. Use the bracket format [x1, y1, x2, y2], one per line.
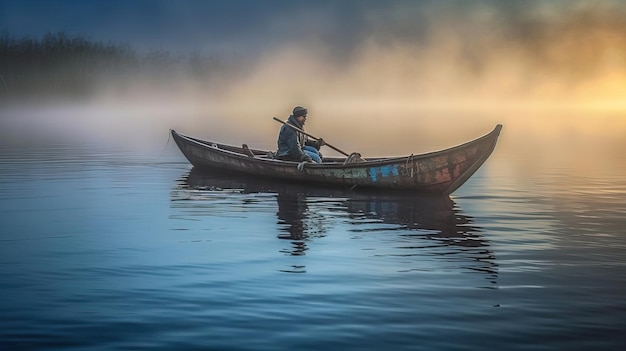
[276, 106, 325, 163]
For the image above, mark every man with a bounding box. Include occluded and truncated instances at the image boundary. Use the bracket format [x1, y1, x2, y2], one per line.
[276, 106, 325, 163]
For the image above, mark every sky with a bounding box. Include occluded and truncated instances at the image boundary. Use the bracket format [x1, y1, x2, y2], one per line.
[3, 1, 625, 92]
[2, 0, 624, 56]
[1, 0, 626, 159]
[1, 0, 395, 54]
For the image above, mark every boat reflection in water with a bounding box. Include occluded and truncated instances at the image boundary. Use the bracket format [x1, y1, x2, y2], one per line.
[174, 168, 497, 281]
[275, 191, 310, 255]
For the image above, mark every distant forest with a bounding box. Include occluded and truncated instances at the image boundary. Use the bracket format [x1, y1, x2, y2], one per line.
[0, 31, 243, 100]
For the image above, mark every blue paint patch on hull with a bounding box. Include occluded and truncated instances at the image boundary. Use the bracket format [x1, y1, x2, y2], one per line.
[369, 165, 399, 182]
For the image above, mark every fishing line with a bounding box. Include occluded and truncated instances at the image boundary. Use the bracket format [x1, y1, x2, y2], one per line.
[152, 130, 172, 166]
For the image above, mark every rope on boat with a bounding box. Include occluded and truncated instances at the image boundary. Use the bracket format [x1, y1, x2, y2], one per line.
[406, 154, 415, 178]
[343, 152, 363, 165]
[297, 161, 307, 172]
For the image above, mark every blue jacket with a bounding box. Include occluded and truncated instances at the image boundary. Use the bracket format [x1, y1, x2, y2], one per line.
[276, 115, 319, 161]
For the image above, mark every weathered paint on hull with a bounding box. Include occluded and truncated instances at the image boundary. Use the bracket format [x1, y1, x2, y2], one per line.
[171, 124, 502, 194]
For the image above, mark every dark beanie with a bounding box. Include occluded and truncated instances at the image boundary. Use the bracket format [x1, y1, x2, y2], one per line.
[293, 106, 308, 118]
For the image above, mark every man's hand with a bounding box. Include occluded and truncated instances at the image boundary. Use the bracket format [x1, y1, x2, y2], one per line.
[317, 138, 326, 147]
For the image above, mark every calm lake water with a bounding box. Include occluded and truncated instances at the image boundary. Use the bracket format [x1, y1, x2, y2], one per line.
[1, 133, 625, 350]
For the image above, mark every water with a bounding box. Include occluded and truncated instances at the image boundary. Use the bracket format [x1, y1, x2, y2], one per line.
[1, 140, 625, 350]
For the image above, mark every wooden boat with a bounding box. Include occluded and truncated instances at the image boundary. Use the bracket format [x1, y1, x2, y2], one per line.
[170, 124, 502, 194]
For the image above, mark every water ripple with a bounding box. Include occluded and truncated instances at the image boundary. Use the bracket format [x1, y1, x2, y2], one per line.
[1, 147, 625, 350]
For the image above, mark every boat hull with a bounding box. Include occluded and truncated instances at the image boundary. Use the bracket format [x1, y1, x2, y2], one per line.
[171, 124, 502, 194]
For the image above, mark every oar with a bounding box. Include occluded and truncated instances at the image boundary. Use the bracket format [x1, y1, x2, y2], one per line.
[273, 116, 353, 157]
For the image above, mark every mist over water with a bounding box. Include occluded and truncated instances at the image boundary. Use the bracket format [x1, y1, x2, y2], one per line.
[2, 1, 625, 160]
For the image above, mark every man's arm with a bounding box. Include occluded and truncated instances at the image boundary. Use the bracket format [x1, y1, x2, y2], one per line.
[305, 138, 326, 150]
[285, 128, 306, 159]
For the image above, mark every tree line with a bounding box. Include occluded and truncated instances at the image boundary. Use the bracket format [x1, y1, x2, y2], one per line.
[0, 31, 242, 100]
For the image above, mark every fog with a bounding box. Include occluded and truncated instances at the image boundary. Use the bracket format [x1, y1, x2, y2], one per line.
[1, 0, 625, 170]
